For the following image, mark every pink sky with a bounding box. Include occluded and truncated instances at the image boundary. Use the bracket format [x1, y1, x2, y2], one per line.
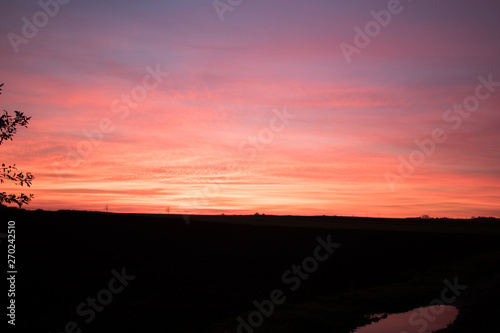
[1, 0, 499, 217]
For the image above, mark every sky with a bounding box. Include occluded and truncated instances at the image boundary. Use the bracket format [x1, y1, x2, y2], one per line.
[1, 0, 499, 218]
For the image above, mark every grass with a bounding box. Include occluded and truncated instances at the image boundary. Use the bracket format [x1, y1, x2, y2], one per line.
[5, 209, 500, 332]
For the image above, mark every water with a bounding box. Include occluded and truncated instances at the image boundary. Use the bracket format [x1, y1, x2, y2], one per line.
[352, 305, 458, 333]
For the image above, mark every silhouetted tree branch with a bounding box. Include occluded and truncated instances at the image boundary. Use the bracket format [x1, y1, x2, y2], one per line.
[0, 83, 34, 208]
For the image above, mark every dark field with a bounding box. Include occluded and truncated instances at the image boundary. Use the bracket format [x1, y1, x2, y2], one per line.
[4, 210, 500, 332]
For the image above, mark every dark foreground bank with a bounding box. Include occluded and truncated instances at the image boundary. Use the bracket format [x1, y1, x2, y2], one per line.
[2, 210, 500, 332]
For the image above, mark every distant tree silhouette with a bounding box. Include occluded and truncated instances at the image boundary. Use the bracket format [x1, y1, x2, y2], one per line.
[0, 83, 34, 208]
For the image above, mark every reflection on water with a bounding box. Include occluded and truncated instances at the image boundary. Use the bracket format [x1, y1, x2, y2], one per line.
[352, 305, 458, 333]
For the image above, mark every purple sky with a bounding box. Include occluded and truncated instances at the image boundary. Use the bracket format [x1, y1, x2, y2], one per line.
[1, 0, 500, 217]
